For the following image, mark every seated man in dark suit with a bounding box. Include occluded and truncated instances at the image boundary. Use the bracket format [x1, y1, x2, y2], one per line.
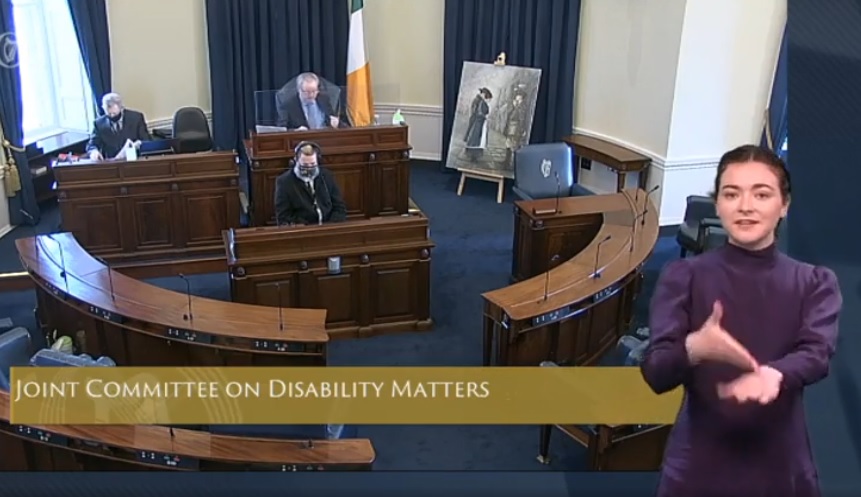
[86, 92, 151, 160]
[276, 72, 349, 130]
[274, 141, 347, 226]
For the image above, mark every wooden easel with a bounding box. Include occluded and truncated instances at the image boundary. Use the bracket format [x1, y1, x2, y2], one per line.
[457, 168, 506, 204]
[455, 52, 508, 204]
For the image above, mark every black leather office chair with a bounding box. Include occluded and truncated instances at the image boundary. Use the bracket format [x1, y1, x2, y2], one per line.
[172, 107, 213, 154]
[512, 143, 591, 201]
[701, 225, 728, 252]
[676, 195, 720, 257]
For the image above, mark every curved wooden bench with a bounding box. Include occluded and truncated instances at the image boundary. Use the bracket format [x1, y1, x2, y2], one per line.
[15, 233, 328, 367]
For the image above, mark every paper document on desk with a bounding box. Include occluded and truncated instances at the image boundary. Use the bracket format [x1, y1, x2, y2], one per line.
[114, 139, 140, 161]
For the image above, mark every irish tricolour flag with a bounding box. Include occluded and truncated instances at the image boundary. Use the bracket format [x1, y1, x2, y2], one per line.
[347, 0, 374, 126]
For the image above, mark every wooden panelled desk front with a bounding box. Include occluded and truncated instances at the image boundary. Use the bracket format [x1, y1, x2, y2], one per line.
[16, 234, 329, 367]
[53, 151, 242, 264]
[482, 190, 659, 366]
[244, 125, 411, 226]
[0, 391, 375, 471]
[224, 215, 434, 339]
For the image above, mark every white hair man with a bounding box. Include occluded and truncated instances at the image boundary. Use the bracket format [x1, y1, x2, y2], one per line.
[275, 72, 344, 130]
[86, 92, 151, 160]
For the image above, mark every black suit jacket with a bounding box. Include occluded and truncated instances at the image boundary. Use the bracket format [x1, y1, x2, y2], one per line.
[86, 109, 151, 158]
[274, 167, 347, 225]
[276, 93, 350, 129]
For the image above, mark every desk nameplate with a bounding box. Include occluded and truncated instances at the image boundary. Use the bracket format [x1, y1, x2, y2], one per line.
[253, 339, 308, 353]
[87, 304, 125, 324]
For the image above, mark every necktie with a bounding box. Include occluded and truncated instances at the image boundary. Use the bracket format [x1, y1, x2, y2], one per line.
[304, 102, 320, 129]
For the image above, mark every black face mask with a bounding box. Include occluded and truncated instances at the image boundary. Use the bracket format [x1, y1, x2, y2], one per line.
[109, 112, 123, 123]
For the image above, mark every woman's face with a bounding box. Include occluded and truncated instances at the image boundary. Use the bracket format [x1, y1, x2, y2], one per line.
[715, 160, 789, 250]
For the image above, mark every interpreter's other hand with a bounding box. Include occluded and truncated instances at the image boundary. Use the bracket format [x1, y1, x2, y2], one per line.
[296, 126, 308, 131]
[89, 150, 102, 161]
[685, 301, 758, 371]
[718, 365, 783, 404]
[329, 116, 340, 128]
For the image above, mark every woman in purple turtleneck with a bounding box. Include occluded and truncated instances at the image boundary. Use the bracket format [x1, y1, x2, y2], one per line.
[641, 145, 842, 497]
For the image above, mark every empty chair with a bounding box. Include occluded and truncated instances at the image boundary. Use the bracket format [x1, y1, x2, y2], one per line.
[29, 349, 116, 367]
[0, 327, 32, 391]
[172, 106, 213, 154]
[701, 225, 728, 252]
[512, 143, 589, 201]
[676, 195, 721, 257]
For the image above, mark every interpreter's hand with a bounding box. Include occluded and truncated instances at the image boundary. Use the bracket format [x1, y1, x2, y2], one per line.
[718, 365, 783, 404]
[685, 301, 758, 371]
[89, 150, 103, 161]
[329, 116, 340, 128]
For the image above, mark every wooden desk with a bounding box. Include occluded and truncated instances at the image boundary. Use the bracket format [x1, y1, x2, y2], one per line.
[244, 126, 411, 226]
[482, 190, 658, 366]
[563, 135, 651, 193]
[225, 215, 434, 339]
[53, 151, 242, 264]
[0, 391, 375, 471]
[538, 423, 670, 471]
[16, 233, 329, 367]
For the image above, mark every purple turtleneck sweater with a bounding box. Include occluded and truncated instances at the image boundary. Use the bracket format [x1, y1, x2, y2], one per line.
[642, 243, 842, 497]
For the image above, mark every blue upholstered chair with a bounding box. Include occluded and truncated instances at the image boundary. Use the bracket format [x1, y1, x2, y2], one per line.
[512, 143, 593, 201]
[676, 195, 721, 257]
[30, 349, 117, 367]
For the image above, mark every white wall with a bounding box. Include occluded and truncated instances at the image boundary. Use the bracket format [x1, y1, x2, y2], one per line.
[574, 0, 786, 225]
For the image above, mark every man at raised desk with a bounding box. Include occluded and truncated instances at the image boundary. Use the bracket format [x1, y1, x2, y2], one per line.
[276, 72, 348, 130]
[274, 141, 347, 226]
[86, 93, 151, 160]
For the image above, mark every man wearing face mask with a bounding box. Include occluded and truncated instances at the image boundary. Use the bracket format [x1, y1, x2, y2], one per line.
[86, 92, 152, 161]
[273, 142, 347, 226]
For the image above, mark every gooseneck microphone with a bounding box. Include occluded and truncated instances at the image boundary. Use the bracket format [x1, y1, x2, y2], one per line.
[640, 185, 661, 226]
[533, 172, 562, 216]
[45, 233, 67, 281]
[542, 254, 561, 301]
[178, 273, 193, 323]
[19, 209, 39, 270]
[591, 235, 612, 279]
[276, 282, 284, 331]
[95, 256, 116, 301]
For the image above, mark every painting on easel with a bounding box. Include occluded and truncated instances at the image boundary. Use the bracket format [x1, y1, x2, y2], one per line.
[445, 60, 542, 180]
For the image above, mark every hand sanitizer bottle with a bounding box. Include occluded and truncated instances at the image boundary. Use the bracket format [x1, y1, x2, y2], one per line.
[392, 108, 405, 125]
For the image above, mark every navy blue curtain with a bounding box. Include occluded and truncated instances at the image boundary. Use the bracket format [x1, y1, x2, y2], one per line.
[442, 0, 582, 164]
[205, 0, 349, 151]
[0, 0, 39, 225]
[67, 0, 112, 112]
[761, 25, 788, 159]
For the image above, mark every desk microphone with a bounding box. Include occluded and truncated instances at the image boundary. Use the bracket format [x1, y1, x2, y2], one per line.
[19, 209, 39, 270]
[45, 233, 67, 281]
[94, 256, 116, 301]
[532, 171, 562, 216]
[169, 427, 175, 451]
[640, 185, 661, 226]
[276, 282, 284, 331]
[591, 235, 612, 279]
[178, 273, 193, 323]
[543, 254, 561, 301]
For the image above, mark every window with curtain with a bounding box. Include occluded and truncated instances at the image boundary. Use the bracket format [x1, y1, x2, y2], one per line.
[12, 0, 95, 144]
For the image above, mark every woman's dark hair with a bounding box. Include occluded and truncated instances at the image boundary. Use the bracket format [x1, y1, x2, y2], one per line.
[711, 144, 791, 201]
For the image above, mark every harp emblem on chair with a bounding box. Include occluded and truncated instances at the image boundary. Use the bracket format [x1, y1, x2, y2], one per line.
[540, 159, 552, 178]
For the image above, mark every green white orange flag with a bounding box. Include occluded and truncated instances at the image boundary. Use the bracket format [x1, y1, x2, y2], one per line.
[347, 0, 374, 126]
